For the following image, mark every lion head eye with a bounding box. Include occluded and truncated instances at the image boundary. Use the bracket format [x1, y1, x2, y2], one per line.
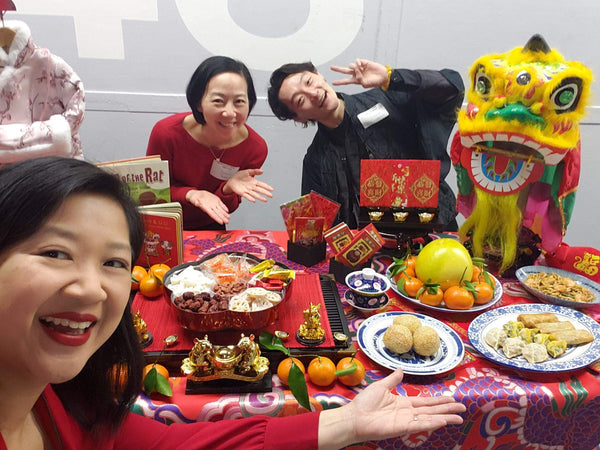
[550, 77, 582, 113]
[516, 70, 531, 86]
[475, 72, 492, 96]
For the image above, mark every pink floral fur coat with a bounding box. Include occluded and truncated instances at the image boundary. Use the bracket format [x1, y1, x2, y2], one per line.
[0, 20, 84, 163]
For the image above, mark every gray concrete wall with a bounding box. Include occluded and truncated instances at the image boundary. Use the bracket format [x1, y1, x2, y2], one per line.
[12, 0, 600, 248]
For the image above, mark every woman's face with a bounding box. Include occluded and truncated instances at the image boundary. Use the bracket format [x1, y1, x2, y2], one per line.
[198, 71, 250, 140]
[0, 193, 133, 386]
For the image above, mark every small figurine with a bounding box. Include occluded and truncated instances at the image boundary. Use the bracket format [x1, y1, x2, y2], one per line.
[132, 310, 152, 348]
[296, 302, 325, 346]
[181, 334, 269, 382]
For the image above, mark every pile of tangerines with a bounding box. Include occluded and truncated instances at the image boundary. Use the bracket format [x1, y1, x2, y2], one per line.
[389, 238, 495, 310]
[131, 263, 170, 298]
[277, 355, 366, 388]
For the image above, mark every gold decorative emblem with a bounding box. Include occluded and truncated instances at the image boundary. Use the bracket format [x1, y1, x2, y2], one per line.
[361, 173, 389, 203]
[410, 174, 438, 204]
[573, 252, 599, 277]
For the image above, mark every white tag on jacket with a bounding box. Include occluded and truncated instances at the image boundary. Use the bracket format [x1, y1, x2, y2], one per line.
[210, 159, 239, 180]
[357, 103, 389, 129]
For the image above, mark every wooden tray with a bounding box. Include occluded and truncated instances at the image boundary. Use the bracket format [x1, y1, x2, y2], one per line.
[142, 275, 354, 374]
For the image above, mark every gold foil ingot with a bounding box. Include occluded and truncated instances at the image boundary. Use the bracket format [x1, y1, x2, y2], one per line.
[274, 330, 290, 341]
[181, 334, 269, 382]
[419, 212, 434, 223]
[333, 332, 349, 344]
[368, 210, 384, 222]
[393, 211, 409, 222]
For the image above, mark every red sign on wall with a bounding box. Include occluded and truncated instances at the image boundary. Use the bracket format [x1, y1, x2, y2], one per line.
[360, 159, 440, 208]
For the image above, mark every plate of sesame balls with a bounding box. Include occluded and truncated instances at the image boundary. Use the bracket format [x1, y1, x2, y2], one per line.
[357, 311, 464, 375]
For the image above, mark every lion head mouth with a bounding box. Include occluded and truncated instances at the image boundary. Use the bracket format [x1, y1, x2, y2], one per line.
[460, 131, 568, 166]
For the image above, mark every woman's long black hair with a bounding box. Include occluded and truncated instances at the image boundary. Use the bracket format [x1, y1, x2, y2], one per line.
[0, 156, 145, 435]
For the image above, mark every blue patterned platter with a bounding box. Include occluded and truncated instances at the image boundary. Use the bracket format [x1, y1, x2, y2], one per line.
[468, 304, 600, 372]
[357, 311, 464, 375]
[515, 266, 600, 309]
[385, 269, 503, 313]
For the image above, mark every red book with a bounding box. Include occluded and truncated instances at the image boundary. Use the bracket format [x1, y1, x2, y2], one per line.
[136, 202, 183, 269]
[98, 156, 171, 206]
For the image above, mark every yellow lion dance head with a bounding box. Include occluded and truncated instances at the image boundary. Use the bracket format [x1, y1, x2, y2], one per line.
[451, 35, 592, 274]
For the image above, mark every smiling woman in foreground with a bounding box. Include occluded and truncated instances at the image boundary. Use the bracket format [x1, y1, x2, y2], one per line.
[0, 156, 465, 450]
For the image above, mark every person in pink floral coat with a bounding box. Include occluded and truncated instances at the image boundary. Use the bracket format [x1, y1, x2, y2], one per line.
[0, 20, 84, 163]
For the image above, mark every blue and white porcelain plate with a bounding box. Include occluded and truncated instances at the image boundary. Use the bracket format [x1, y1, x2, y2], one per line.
[357, 311, 464, 375]
[468, 304, 600, 372]
[515, 265, 600, 309]
[385, 269, 503, 313]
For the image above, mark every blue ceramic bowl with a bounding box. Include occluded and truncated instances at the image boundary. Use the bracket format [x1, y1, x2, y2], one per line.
[345, 289, 389, 311]
[345, 268, 390, 296]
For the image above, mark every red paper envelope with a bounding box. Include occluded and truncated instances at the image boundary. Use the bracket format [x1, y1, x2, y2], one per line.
[360, 159, 440, 208]
[309, 191, 340, 230]
[280, 194, 314, 239]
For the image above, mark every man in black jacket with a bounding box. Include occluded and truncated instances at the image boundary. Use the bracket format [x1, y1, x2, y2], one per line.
[267, 59, 464, 230]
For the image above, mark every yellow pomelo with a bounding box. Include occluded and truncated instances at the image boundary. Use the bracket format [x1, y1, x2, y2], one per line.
[415, 239, 473, 290]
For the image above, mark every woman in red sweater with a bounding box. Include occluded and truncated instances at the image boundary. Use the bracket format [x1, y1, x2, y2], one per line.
[0, 157, 465, 449]
[146, 56, 274, 230]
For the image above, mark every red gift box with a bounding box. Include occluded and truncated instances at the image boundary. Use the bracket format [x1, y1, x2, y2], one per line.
[335, 223, 384, 267]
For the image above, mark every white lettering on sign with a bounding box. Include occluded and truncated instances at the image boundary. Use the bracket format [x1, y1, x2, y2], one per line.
[16, 0, 159, 59]
[174, 0, 364, 70]
[16, 0, 363, 66]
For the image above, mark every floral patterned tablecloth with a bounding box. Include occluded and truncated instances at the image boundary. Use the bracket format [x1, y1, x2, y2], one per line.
[134, 230, 600, 449]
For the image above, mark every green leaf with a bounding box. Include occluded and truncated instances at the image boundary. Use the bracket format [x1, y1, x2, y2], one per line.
[334, 361, 357, 377]
[388, 257, 407, 278]
[155, 373, 172, 396]
[397, 276, 408, 296]
[143, 367, 157, 394]
[288, 363, 310, 410]
[483, 270, 494, 288]
[259, 331, 290, 356]
[143, 367, 172, 396]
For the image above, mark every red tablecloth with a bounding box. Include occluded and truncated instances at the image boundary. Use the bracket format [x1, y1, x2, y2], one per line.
[133, 230, 600, 450]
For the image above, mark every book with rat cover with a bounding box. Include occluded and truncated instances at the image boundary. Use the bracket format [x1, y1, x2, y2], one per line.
[136, 202, 183, 269]
[98, 156, 171, 206]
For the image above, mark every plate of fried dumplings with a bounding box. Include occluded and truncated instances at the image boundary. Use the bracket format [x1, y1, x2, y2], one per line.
[468, 304, 600, 372]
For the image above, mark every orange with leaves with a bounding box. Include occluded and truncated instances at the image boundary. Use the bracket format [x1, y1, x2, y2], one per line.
[443, 285, 475, 310]
[149, 263, 170, 281]
[335, 357, 366, 387]
[139, 273, 164, 298]
[131, 265, 148, 291]
[277, 357, 305, 386]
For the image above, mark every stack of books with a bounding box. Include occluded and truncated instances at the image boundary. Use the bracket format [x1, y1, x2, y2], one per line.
[98, 156, 183, 269]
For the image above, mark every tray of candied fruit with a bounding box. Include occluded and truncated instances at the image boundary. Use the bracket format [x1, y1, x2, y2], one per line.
[163, 252, 294, 331]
